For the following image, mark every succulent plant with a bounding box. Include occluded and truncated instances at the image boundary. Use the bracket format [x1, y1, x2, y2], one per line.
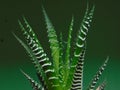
[13, 3, 109, 90]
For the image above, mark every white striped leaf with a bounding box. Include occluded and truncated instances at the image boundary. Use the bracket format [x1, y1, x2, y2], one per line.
[87, 57, 109, 90]
[70, 47, 86, 90]
[18, 20, 60, 89]
[72, 4, 95, 69]
[42, 7, 60, 75]
[13, 33, 46, 88]
[21, 70, 44, 90]
[96, 81, 106, 90]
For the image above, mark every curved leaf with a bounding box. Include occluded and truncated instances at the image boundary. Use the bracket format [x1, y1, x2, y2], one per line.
[70, 47, 86, 90]
[17, 20, 61, 89]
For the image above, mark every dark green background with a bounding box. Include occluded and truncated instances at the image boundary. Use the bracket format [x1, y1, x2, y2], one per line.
[0, 0, 120, 90]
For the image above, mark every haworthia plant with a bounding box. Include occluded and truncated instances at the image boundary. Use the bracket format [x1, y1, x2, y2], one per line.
[14, 3, 109, 90]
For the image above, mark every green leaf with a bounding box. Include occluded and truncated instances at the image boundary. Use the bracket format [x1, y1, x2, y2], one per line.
[42, 7, 60, 75]
[58, 32, 64, 84]
[63, 16, 74, 87]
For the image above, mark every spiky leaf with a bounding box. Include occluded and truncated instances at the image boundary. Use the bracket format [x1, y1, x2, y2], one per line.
[69, 4, 95, 89]
[21, 70, 43, 90]
[18, 19, 61, 90]
[70, 47, 86, 90]
[96, 81, 106, 90]
[64, 16, 74, 86]
[72, 4, 95, 68]
[42, 7, 60, 74]
[13, 33, 46, 88]
[87, 57, 109, 90]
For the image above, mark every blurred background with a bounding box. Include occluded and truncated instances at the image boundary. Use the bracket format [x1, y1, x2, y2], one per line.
[0, 0, 120, 90]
